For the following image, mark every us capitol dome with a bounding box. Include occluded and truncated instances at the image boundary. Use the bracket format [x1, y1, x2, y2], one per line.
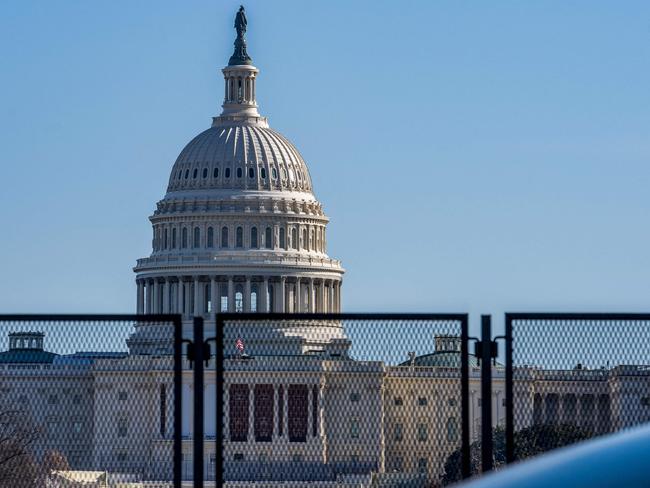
[133, 8, 345, 353]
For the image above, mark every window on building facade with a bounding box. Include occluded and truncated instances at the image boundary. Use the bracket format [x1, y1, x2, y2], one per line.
[182, 228, 188, 248]
[207, 227, 214, 248]
[117, 451, 128, 463]
[446, 416, 458, 442]
[193, 227, 200, 248]
[203, 168, 208, 178]
[251, 287, 257, 313]
[213, 167, 219, 178]
[417, 458, 428, 474]
[288, 385, 308, 442]
[229, 385, 249, 442]
[261, 167, 266, 179]
[251, 227, 258, 248]
[291, 228, 297, 249]
[417, 423, 428, 442]
[254, 384, 274, 442]
[265, 227, 272, 248]
[350, 392, 360, 403]
[279, 228, 286, 249]
[118, 391, 127, 402]
[350, 419, 360, 439]
[312, 385, 318, 437]
[117, 418, 128, 438]
[277, 385, 284, 436]
[448, 398, 457, 407]
[48, 394, 58, 405]
[394, 396, 403, 406]
[234, 453, 244, 461]
[72, 421, 82, 435]
[248, 167, 254, 178]
[235, 287, 243, 312]
[641, 397, 650, 407]
[236, 227, 243, 248]
[163, 228, 168, 249]
[225, 168, 231, 178]
[418, 397, 428, 406]
[172, 228, 177, 248]
[184, 169, 189, 179]
[220, 296, 228, 313]
[237, 167, 243, 178]
[221, 227, 229, 248]
[193, 168, 198, 179]
[160, 384, 167, 437]
[394, 423, 403, 442]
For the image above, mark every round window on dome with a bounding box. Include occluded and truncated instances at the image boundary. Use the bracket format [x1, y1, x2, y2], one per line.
[237, 168, 243, 178]
[184, 169, 189, 179]
[225, 168, 231, 178]
[213, 167, 219, 178]
[193, 169, 198, 179]
[202, 168, 208, 178]
[248, 168, 254, 179]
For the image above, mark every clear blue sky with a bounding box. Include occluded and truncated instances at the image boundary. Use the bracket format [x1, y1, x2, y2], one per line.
[1, 1, 649, 331]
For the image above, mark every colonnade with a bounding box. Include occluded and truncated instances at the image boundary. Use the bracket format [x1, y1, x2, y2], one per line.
[136, 275, 341, 316]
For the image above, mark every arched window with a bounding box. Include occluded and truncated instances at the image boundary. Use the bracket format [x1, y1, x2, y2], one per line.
[193, 227, 200, 248]
[248, 167, 254, 179]
[225, 168, 231, 178]
[265, 227, 272, 248]
[184, 169, 189, 179]
[446, 417, 458, 442]
[181, 228, 188, 248]
[207, 227, 214, 248]
[302, 228, 307, 250]
[236, 227, 243, 248]
[279, 228, 286, 249]
[178, 171, 182, 180]
[291, 228, 297, 249]
[236, 168, 243, 178]
[213, 167, 219, 178]
[272, 168, 278, 179]
[260, 168, 266, 179]
[163, 228, 168, 250]
[193, 168, 198, 179]
[202, 168, 208, 178]
[250, 227, 258, 248]
[235, 285, 243, 312]
[251, 284, 258, 313]
[172, 228, 177, 248]
[221, 226, 229, 248]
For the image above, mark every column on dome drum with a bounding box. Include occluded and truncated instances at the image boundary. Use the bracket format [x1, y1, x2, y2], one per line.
[504, 313, 650, 466]
[214, 313, 472, 487]
[0, 314, 183, 487]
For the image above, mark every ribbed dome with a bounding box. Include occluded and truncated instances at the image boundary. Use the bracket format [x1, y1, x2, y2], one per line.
[166, 125, 313, 194]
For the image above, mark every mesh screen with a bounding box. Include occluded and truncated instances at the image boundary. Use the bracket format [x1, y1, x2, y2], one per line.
[0, 316, 180, 487]
[509, 316, 650, 464]
[213, 315, 468, 487]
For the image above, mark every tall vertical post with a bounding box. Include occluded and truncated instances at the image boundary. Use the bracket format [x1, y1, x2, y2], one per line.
[460, 315, 470, 479]
[173, 314, 183, 488]
[193, 317, 205, 488]
[215, 315, 225, 488]
[505, 314, 514, 463]
[481, 315, 493, 472]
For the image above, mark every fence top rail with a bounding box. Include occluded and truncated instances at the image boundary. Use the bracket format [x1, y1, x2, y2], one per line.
[0, 313, 183, 323]
[216, 312, 468, 322]
[506, 312, 650, 322]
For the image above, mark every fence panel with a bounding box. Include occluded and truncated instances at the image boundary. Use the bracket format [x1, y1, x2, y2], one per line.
[213, 313, 470, 488]
[0, 314, 183, 487]
[505, 313, 650, 465]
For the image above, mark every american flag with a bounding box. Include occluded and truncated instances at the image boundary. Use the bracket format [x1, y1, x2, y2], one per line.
[235, 338, 244, 353]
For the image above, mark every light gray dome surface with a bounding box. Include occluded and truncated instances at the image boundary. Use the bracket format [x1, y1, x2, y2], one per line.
[166, 125, 313, 195]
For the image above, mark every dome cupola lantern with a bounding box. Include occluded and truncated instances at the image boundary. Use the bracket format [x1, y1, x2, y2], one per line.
[219, 6, 263, 122]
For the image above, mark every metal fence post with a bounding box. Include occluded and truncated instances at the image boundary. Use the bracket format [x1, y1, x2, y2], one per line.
[461, 315, 471, 479]
[481, 315, 493, 472]
[216, 314, 225, 488]
[173, 315, 183, 488]
[505, 314, 514, 464]
[193, 316, 205, 488]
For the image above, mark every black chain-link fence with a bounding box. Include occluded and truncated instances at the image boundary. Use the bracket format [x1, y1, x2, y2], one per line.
[0, 315, 183, 487]
[505, 313, 650, 465]
[210, 313, 470, 488]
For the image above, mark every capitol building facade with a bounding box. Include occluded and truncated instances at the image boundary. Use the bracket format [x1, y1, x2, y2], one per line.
[1, 8, 649, 488]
